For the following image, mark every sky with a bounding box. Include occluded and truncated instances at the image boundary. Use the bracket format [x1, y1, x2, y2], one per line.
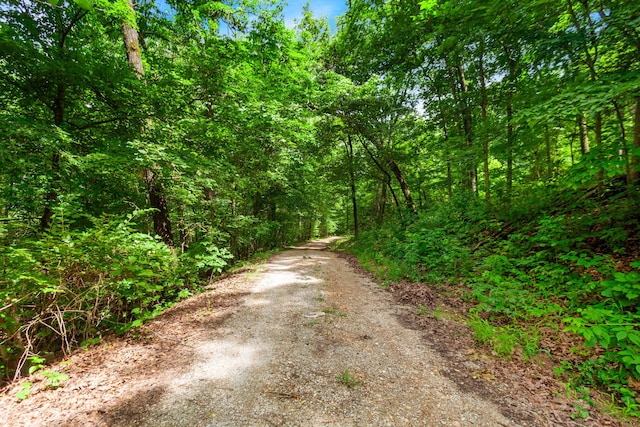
[281, 0, 348, 30]
[154, 1, 348, 35]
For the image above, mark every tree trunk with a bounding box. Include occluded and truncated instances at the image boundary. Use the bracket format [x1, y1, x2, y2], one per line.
[631, 97, 640, 184]
[40, 6, 72, 231]
[613, 101, 631, 183]
[433, 79, 453, 201]
[545, 127, 553, 179]
[506, 102, 514, 202]
[442, 121, 453, 201]
[447, 151, 453, 201]
[122, 0, 174, 248]
[595, 112, 604, 187]
[386, 177, 401, 212]
[146, 169, 174, 247]
[372, 178, 387, 224]
[344, 195, 349, 235]
[569, 132, 575, 166]
[578, 113, 590, 155]
[478, 40, 491, 206]
[40, 84, 65, 231]
[178, 209, 187, 254]
[122, 1, 144, 77]
[346, 135, 359, 238]
[387, 159, 415, 213]
[345, 117, 415, 213]
[456, 64, 476, 194]
[40, 154, 60, 231]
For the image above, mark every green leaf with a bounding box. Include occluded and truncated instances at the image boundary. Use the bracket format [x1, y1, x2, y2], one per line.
[41, 371, 68, 388]
[49, 0, 60, 6]
[627, 332, 640, 346]
[614, 272, 628, 282]
[138, 269, 156, 277]
[15, 382, 32, 400]
[73, 0, 93, 9]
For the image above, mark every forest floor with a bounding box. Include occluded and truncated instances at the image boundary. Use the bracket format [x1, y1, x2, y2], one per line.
[0, 238, 629, 426]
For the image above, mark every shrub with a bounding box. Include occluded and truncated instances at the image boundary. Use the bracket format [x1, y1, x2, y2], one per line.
[0, 210, 231, 382]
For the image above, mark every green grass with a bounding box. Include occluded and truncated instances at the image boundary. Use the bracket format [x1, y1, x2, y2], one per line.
[322, 306, 347, 317]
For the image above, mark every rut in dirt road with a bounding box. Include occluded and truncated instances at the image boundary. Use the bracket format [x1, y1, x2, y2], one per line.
[0, 238, 519, 427]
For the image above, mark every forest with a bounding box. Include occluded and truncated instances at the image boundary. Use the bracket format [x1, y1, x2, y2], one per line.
[1, 0, 639, 419]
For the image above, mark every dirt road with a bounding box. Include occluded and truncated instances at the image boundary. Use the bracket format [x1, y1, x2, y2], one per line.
[1, 238, 521, 426]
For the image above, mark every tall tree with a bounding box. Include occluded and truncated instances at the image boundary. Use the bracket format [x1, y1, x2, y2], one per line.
[121, 0, 174, 247]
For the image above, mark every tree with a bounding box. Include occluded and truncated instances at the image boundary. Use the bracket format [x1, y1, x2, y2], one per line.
[120, 0, 175, 247]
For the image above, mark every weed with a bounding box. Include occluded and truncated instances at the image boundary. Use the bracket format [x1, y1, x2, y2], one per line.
[15, 356, 69, 400]
[28, 356, 69, 388]
[553, 361, 572, 378]
[15, 382, 32, 400]
[572, 403, 590, 419]
[80, 337, 101, 349]
[322, 306, 347, 317]
[312, 296, 325, 302]
[469, 314, 494, 346]
[469, 315, 537, 359]
[337, 369, 361, 388]
[417, 305, 427, 316]
[493, 332, 517, 358]
[521, 331, 540, 359]
[40, 371, 68, 388]
[27, 356, 46, 375]
[432, 306, 447, 320]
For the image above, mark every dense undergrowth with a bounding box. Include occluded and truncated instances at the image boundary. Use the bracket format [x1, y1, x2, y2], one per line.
[0, 209, 236, 384]
[345, 182, 640, 418]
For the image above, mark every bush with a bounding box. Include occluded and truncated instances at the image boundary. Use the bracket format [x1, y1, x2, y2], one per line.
[0, 210, 231, 382]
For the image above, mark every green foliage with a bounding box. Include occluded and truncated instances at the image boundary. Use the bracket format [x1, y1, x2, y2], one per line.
[572, 402, 591, 420]
[0, 0, 341, 386]
[322, 306, 347, 318]
[13, 355, 68, 400]
[0, 211, 231, 380]
[27, 356, 46, 375]
[469, 313, 539, 359]
[181, 236, 234, 280]
[417, 305, 427, 316]
[40, 370, 69, 389]
[350, 200, 484, 283]
[15, 382, 32, 401]
[73, 0, 93, 10]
